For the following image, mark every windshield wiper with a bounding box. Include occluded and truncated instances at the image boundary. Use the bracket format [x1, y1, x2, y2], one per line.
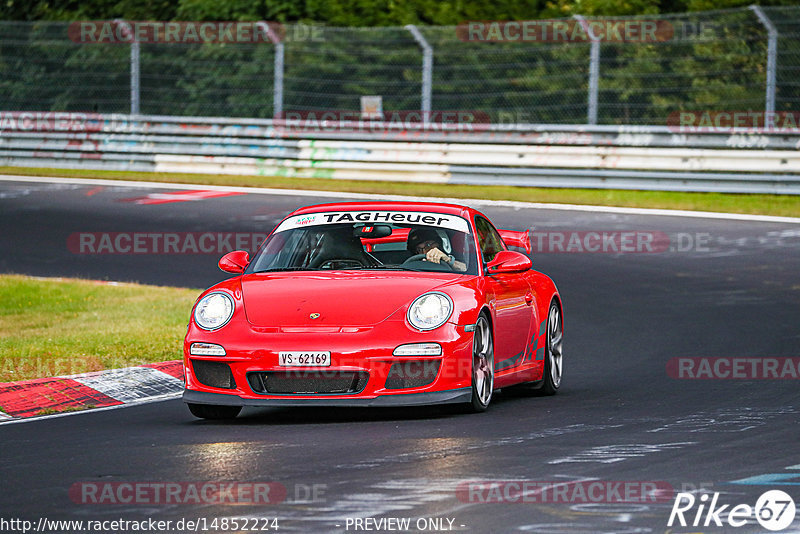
[363, 264, 424, 272]
[254, 265, 430, 273]
[253, 267, 323, 273]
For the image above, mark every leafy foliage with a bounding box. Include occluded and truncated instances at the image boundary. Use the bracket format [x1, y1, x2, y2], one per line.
[3, 0, 799, 23]
[0, 4, 797, 124]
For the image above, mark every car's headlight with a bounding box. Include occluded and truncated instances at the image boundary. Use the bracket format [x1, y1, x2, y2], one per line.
[407, 292, 453, 331]
[194, 292, 234, 330]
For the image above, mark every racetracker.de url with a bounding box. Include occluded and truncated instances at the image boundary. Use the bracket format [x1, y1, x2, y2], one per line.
[0, 517, 280, 533]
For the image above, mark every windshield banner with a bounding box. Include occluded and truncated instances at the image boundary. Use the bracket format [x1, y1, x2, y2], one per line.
[274, 211, 470, 234]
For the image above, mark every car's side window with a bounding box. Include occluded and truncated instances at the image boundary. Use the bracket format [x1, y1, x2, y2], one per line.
[475, 216, 506, 263]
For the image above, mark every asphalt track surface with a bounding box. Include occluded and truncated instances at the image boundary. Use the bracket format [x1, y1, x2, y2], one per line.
[1, 177, 799, 534]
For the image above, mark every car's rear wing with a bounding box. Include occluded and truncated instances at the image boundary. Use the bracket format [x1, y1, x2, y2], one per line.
[498, 229, 531, 254]
[361, 226, 531, 255]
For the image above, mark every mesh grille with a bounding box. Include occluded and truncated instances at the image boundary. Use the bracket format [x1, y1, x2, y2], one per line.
[385, 360, 441, 390]
[192, 360, 236, 389]
[248, 371, 369, 395]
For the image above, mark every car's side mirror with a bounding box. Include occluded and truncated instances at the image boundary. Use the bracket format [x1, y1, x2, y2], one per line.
[218, 250, 250, 274]
[498, 229, 531, 254]
[486, 250, 532, 274]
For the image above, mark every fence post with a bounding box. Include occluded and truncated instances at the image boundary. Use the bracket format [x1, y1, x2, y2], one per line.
[405, 25, 433, 121]
[258, 22, 284, 118]
[750, 5, 777, 114]
[573, 15, 599, 125]
[115, 20, 140, 115]
[130, 40, 140, 115]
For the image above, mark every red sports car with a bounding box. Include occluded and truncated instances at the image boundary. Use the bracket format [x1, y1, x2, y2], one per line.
[183, 202, 562, 419]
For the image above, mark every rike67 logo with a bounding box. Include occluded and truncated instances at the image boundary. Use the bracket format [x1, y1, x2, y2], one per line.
[668, 490, 796, 531]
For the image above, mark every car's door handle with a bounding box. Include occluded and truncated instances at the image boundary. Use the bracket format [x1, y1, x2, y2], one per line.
[524, 293, 533, 305]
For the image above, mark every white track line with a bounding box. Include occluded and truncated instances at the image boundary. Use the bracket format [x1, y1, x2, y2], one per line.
[0, 392, 181, 426]
[2, 174, 799, 224]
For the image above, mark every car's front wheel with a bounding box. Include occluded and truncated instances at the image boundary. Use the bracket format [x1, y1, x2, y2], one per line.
[187, 403, 242, 420]
[468, 314, 494, 412]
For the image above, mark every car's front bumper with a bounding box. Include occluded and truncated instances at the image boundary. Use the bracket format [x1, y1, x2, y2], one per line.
[183, 318, 475, 404]
[183, 387, 472, 407]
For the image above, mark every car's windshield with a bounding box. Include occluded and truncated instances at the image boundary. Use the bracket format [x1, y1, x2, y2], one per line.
[246, 210, 478, 275]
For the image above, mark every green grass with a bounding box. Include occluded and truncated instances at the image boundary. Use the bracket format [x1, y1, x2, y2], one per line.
[2, 166, 799, 217]
[36, 405, 96, 416]
[0, 275, 199, 382]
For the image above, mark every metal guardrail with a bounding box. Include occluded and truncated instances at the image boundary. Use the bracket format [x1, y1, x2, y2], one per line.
[1, 113, 799, 194]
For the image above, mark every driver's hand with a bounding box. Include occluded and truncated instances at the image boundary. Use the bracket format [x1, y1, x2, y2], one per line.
[426, 247, 449, 264]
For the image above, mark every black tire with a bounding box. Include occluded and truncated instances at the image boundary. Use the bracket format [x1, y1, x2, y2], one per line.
[539, 301, 563, 396]
[468, 314, 494, 412]
[187, 403, 242, 420]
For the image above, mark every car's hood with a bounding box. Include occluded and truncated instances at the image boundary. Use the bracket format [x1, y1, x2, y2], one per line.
[240, 271, 462, 327]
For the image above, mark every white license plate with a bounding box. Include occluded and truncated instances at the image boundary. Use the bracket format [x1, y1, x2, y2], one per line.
[278, 351, 331, 367]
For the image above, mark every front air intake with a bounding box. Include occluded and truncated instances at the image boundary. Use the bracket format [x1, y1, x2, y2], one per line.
[191, 360, 236, 389]
[385, 360, 441, 389]
[247, 371, 369, 395]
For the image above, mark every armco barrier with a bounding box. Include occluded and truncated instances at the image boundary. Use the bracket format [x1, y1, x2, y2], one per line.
[1, 113, 799, 194]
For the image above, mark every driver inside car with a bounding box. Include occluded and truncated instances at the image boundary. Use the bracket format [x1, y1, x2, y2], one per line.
[406, 227, 467, 272]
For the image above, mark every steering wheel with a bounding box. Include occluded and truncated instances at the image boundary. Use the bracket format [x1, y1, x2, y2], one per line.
[403, 254, 454, 270]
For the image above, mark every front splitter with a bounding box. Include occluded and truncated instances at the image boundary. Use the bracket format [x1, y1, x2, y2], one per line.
[183, 387, 472, 407]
